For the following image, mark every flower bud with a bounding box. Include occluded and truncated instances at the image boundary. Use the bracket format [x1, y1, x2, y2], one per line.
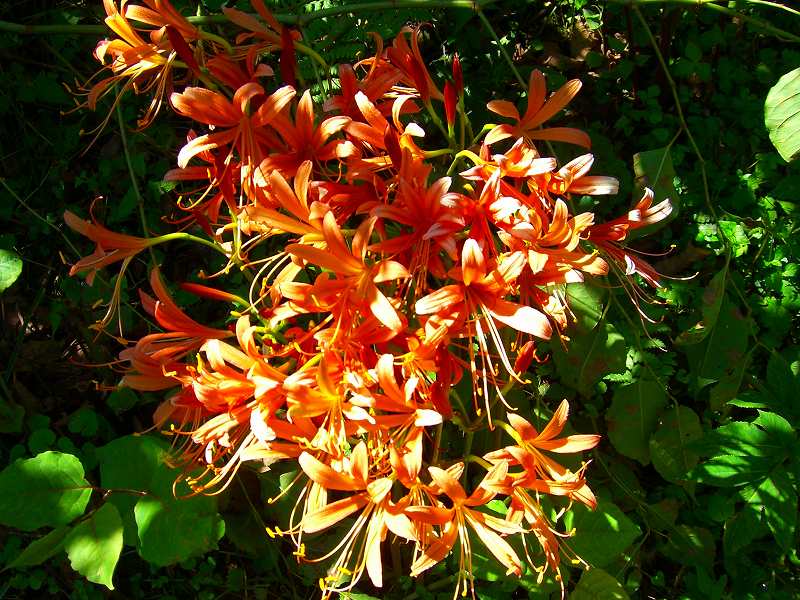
[444, 81, 457, 130]
[452, 53, 463, 97]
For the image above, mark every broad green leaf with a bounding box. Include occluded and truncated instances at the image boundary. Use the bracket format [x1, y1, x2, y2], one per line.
[690, 453, 780, 487]
[689, 421, 772, 457]
[708, 348, 751, 410]
[98, 435, 224, 564]
[765, 67, 800, 162]
[567, 500, 641, 568]
[766, 348, 800, 416]
[748, 466, 797, 551]
[0, 249, 22, 293]
[675, 267, 726, 346]
[97, 435, 169, 545]
[553, 284, 626, 396]
[134, 495, 225, 566]
[723, 506, 767, 571]
[606, 378, 668, 464]
[684, 297, 751, 392]
[64, 503, 123, 590]
[660, 525, 715, 573]
[649, 406, 702, 483]
[4, 526, 69, 569]
[570, 568, 629, 600]
[753, 411, 795, 447]
[631, 146, 679, 236]
[0, 451, 92, 531]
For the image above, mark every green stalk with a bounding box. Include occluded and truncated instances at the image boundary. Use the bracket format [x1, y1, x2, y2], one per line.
[0, 0, 499, 35]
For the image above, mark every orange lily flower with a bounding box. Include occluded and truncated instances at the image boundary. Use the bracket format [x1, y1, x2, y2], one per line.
[170, 83, 296, 184]
[485, 69, 590, 148]
[286, 211, 409, 336]
[408, 462, 523, 597]
[259, 90, 353, 177]
[64, 210, 152, 284]
[486, 400, 601, 508]
[297, 442, 416, 594]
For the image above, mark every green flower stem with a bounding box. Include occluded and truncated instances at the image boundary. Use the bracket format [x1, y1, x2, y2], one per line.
[145, 232, 230, 256]
[605, 0, 800, 43]
[475, 9, 525, 89]
[0, 0, 499, 35]
[423, 148, 454, 159]
[632, 7, 719, 230]
[463, 454, 493, 470]
[115, 95, 153, 258]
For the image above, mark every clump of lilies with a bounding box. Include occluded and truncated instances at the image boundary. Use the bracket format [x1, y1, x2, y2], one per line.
[68, 1, 673, 597]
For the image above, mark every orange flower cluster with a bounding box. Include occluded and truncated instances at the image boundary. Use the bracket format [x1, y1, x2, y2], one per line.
[68, 1, 673, 597]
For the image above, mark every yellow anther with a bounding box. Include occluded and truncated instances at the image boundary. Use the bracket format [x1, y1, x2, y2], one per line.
[265, 527, 275, 538]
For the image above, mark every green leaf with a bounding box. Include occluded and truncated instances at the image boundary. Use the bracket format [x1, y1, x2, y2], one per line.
[64, 503, 123, 590]
[753, 411, 795, 447]
[749, 466, 797, 551]
[97, 434, 224, 563]
[765, 67, 800, 162]
[675, 268, 726, 345]
[552, 285, 625, 396]
[690, 453, 780, 487]
[570, 568, 630, 600]
[0, 249, 23, 293]
[660, 525, 715, 573]
[649, 406, 703, 483]
[135, 494, 225, 566]
[567, 501, 641, 568]
[631, 147, 679, 236]
[690, 421, 773, 457]
[684, 297, 751, 392]
[0, 452, 92, 531]
[4, 527, 69, 569]
[723, 506, 767, 569]
[708, 348, 751, 410]
[766, 347, 800, 414]
[606, 378, 668, 464]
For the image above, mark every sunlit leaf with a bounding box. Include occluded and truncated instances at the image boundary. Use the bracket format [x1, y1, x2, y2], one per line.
[0, 249, 22, 294]
[64, 503, 123, 590]
[566, 500, 641, 568]
[0, 452, 91, 531]
[765, 67, 800, 162]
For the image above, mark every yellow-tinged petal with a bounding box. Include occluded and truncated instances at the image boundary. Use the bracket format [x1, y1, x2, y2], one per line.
[489, 299, 552, 340]
[465, 511, 523, 576]
[252, 85, 296, 128]
[414, 285, 463, 315]
[537, 399, 569, 441]
[409, 520, 458, 577]
[428, 466, 467, 503]
[299, 452, 362, 491]
[461, 238, 486, 286]
[487, 99, 520, 121]
[302, 493, 369, 533]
